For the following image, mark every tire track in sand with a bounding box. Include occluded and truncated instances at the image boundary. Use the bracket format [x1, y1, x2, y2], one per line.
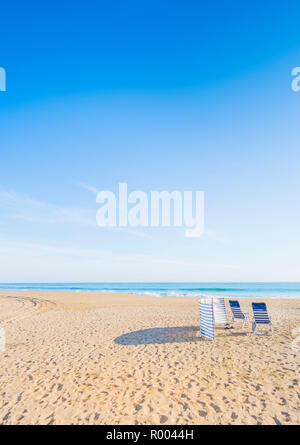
[0, 294, 56, 326]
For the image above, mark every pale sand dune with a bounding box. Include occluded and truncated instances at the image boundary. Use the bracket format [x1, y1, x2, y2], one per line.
[0, 290, 299, 425]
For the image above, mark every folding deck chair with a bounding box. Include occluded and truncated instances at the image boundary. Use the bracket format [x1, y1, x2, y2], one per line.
[212, 297, 227, 325]
[198, 297, 229, 341]
[251, 302, 273, 336]
[198, 298, 214, 340]
[229, 300, 251, 328]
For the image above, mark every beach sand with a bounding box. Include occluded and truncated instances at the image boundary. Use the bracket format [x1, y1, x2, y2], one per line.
[0, 290, 299, 425]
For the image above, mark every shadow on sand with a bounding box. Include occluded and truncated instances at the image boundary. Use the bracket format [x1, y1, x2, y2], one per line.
[115, 326, 203, 345]
[115, 326, 248, 345]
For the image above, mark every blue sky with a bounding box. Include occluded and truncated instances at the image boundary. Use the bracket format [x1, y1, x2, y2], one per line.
[0, 1, 300, 282]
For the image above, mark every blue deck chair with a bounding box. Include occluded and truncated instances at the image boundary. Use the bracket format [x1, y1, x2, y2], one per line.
[251, 302, 273, 336]
[229, 300, 250, 328]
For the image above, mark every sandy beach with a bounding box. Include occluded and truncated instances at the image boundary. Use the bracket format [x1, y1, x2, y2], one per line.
[0, 290, 299, 425]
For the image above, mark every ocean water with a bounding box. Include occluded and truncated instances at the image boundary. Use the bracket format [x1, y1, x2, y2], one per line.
[0, 282, 300, 299]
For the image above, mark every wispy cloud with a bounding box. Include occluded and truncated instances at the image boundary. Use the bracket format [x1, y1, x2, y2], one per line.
[0, 188, 96, 227]
[0, 187, 153, 239]
[0, 237, 240, 268]
[77, 182, 99, 195]
[0, 188, 226, 243]
[203, 229, 229, 243]
[0, 235, 243, 282]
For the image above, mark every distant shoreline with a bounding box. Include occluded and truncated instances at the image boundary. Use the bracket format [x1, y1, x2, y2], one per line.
[1, 282, 300, 299]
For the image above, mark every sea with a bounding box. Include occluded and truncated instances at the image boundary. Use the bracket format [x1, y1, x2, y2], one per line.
[0, 282, 300, 299]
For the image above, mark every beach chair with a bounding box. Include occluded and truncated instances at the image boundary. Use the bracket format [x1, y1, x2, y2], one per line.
[229, 300, 250, 328]
[212, 297, 227, 325]
[251, 302, 273, 336]
[199, 298, 214, 340]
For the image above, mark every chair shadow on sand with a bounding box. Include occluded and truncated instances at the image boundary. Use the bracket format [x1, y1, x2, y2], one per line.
[115, 326, 203, 346]
[115, 326, 248, 345]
